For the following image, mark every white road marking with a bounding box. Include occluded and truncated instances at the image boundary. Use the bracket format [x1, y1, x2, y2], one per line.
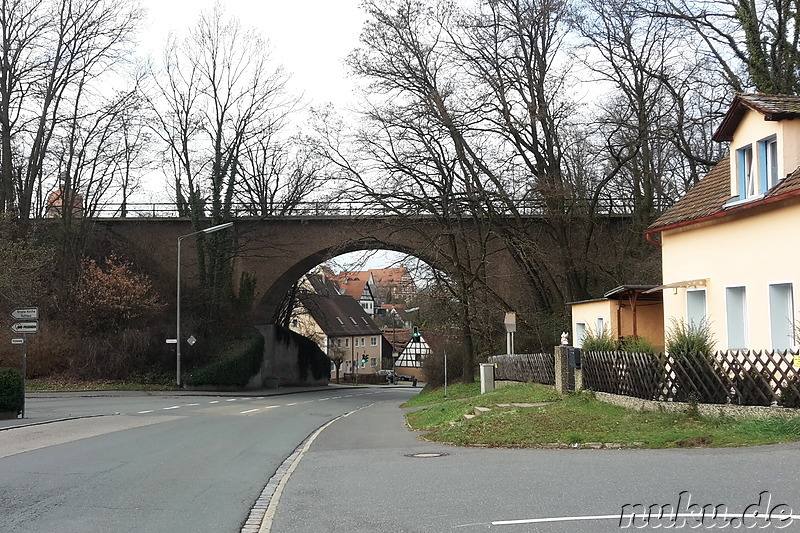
[137, 410, 153, 414]
[186, 403, 200, 406]
[492, 513, 800, 526]
[163, 406, 180, 410]
[319, 398, 330, 401]
[286, 402, 298, 406]
[226, 399, 237, 402]
[209, 400, 219, 404]
[240, 408, 260, 414]
[264, 405, 279, 409]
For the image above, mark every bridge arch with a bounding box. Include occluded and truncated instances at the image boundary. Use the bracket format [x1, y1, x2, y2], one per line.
[251, 236, 443, 324]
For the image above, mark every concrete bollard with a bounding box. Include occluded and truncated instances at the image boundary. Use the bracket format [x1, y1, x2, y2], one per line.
[480, 363, 495, 394]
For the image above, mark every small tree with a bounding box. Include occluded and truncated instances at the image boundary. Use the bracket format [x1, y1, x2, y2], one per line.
[73, 254, 164, 333]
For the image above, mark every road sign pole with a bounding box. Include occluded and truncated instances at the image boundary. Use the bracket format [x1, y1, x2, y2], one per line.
[21, 334, 26, 419]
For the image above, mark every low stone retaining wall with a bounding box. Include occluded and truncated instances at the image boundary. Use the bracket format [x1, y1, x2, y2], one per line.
[594, 391, 800, 419]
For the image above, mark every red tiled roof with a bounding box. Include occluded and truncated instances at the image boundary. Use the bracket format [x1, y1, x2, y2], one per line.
[648, 158, 733, 231]
[648, 158, 800, 233]
[713, 93, 800, 141]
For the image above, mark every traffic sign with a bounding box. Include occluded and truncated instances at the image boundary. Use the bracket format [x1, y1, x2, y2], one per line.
[10, 321, 38, 334]
[11, 307, 38, 320]
[11, 338, 24, 345]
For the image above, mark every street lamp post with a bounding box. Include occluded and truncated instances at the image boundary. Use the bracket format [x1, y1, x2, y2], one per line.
[176, 222, 233, 387]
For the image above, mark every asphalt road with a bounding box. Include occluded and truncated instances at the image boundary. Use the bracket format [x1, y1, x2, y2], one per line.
[0, 386, 412, 533]
[271, 400, 800, 532]
[4, 387, 800, 532]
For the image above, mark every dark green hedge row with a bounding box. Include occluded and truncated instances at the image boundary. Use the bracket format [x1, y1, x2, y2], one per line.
[295, 332, 329, 381]
[184, 330, 264, 387]
[0, 368, 23, 413]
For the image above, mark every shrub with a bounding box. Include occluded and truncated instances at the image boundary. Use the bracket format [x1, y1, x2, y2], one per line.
[422, 347, 464, 388]
[581, 325, 618, 352]
[665, 318, 715, 356]
[74, 254, 164, 333]
[619, 335, 656, 355]
[296, 333, 330, 382]
[184, 329, 264, 387]
[0, 368, 23, 414]
[666, 319, 727, 404]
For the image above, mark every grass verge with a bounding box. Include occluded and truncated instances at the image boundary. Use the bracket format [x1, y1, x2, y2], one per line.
[405, 383, 800, 448]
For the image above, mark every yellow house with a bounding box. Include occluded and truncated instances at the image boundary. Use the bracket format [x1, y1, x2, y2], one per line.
[570, 285, 665, 350]
[646, 94, 800, 352]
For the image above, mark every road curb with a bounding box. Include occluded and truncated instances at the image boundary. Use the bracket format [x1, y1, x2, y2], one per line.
[241, 404, 374, 533]
[0, 413, 110, 432]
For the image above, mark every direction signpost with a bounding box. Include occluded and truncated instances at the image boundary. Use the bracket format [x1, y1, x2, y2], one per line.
[11, 307, 38, 320]
[10, 321, 38, 334]
[10, 307, 38, 419]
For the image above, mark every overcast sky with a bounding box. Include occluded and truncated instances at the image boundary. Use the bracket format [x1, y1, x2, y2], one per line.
[138, 0, 366, 109]
[136, 1, 415, 273]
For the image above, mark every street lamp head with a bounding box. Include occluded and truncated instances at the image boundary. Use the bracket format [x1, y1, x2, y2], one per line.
[202, 222, 233, 234]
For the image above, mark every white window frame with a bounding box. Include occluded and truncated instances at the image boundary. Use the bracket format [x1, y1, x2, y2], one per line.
[769, 282, 796, 351]
[370, 336, 378, 346]
[596, 317, 605, 335]
[575, 322, 587, 348]
[725, 286, 748, 350]
[762, 136, 779, 189]
[345, 338, 350, 348]
[739, 144, 757, 198]
[686, 289, 707, 328]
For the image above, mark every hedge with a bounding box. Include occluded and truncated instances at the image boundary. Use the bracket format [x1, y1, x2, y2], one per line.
[0, 368, 23, 414]
[184, 330, 264, 387]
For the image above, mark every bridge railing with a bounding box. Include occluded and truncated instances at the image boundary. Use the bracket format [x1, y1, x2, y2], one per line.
[84, 196, 673, 219]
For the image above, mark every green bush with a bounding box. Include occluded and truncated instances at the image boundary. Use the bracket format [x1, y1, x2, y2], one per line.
[0, 368, 23, 414]
[296, 333, 330, 381]
[620, 335, 656, 354]
[184, 329, 264, 387]
[666, 319, 727, 404]
[665, 318, 715, 356]
[581, 325, 618, 352]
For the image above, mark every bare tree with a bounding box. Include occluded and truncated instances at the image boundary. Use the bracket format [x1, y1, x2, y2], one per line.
[654, 0, 800, 94]
[149, 3, 294, 316]
[236, 131, 325, 217]
[0, 0, 142, 220]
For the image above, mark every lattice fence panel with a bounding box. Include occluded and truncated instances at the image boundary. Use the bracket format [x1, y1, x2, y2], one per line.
[489, 353, 555, 385]
[582, 351, 662, 400]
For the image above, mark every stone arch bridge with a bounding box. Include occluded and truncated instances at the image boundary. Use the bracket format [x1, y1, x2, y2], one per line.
[96, 215, 536, 325]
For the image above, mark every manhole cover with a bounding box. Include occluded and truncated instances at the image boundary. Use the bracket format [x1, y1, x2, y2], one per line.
[406, 452, 448, 458]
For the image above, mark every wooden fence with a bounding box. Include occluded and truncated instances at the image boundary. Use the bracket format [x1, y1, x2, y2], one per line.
[489, 353, 555, 386]
[581, 349, 800, 406]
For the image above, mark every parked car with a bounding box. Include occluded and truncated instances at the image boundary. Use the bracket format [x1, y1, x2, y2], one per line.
[395, 373, 413, 382]
[376, 369, 397, 383]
